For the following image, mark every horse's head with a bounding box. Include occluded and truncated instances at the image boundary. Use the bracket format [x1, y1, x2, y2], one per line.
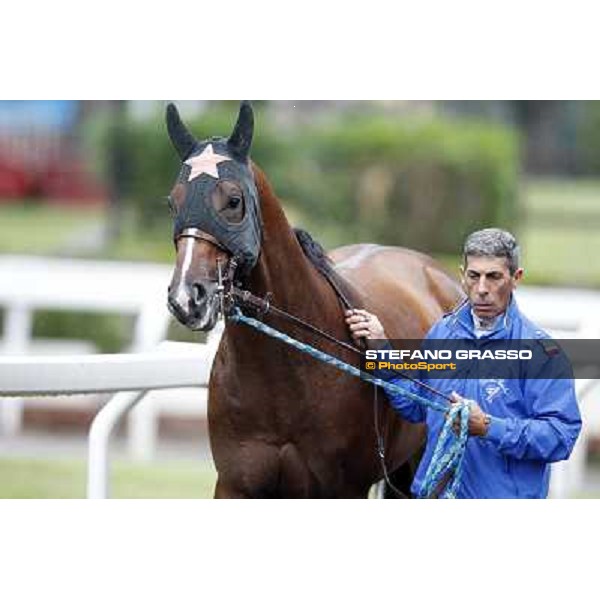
[165, 101, 261, 331]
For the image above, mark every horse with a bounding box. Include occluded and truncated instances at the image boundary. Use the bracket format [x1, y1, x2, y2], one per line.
[164, 101, 463, 498]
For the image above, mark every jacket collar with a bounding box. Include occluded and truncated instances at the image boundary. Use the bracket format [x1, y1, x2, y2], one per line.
[449, 295, 519, 339]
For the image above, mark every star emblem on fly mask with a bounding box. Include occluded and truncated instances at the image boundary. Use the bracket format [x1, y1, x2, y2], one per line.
[184, 143, 231, 181]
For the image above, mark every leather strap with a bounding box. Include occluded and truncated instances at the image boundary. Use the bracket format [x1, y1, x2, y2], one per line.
[175, 227, 229, 253]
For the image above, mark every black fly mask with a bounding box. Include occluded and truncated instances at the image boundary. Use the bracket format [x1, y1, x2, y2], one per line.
[166, 101, 262, 276]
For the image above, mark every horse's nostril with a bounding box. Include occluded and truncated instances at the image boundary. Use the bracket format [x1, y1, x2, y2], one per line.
[193, 284, 206, 304]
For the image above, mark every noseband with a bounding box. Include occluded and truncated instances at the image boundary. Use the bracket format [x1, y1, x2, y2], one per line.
[175, 227, 230, 254]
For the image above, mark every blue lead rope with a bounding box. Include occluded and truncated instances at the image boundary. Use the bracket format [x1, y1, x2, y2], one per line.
[228, 308, 471, 499]
[228, 307, 470, 498]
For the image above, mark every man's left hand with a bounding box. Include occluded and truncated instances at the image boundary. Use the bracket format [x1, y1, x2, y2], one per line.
[449, 392, 490, 437]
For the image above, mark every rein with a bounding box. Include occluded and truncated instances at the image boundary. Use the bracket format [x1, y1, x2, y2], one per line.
[221, 259, 453, 405]
[216, 255, 469, 499]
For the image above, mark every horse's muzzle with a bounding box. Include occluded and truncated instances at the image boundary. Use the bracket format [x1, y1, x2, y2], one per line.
[167, 281, 220, 331]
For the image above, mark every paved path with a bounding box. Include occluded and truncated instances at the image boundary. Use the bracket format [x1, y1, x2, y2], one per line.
[0, 429, 213, 463]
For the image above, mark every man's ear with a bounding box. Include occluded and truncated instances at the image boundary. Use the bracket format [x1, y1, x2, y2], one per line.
[513, 268, 524, 285]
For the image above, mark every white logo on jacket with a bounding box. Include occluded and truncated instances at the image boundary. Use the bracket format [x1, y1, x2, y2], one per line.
[481, 379, 510, 404]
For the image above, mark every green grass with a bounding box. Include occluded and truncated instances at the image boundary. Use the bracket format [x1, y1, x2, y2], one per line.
[1, 456, 596, 498]
[0, 457, 217, 499]
[104, 228, 173, 263]
[435, 227, 600, 288]
[521, 227, 600, 286]
[519, 178, 600, 287]
[523, 178, 600, 216]
[0, 203, 103, 255]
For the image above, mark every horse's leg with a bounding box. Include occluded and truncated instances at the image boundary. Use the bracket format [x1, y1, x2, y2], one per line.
[211, 442, 317, 498]
[214, 478, 247, 499]
[277, 443, 315, 498]
[211, 441, 281, 498]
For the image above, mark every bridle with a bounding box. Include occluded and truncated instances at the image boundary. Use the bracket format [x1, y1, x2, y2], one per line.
[175, 227, 244, 318]
[175, 227, 230, 254]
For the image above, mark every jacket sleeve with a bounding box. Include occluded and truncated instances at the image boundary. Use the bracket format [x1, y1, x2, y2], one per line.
[371, 340, 433, 424]
[485, 355, 582, 462]
[379, 373, 428, 423]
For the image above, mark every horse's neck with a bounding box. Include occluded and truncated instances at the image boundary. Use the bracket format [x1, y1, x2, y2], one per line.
[223, 165, 351, 383]
[243, 166, 335, 320]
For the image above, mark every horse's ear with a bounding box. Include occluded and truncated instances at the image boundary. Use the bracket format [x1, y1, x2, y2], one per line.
[227, 101, 254, 161]
[166, 102, 197, 161]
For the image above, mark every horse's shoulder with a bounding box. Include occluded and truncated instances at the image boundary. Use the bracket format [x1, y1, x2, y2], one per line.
[329, 243, 429, 271]
[330, 244, 457, 289]
[421, 264, 464, 313]
[328, 243, 382, 270]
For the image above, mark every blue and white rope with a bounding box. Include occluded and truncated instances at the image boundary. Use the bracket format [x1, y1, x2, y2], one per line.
[229, 308, 471, 499]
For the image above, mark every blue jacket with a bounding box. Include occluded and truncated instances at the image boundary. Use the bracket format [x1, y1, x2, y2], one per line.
[381, 296, 582, 498]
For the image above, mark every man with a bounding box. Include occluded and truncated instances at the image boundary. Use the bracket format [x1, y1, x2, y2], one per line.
[345, 228, 582, 498]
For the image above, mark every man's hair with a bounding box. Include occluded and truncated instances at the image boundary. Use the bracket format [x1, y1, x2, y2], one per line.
[463, 228, 520, 275]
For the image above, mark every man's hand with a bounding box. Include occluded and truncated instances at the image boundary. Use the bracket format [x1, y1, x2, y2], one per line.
[449, 392, 491, 437]
[344, 309, 387, 346]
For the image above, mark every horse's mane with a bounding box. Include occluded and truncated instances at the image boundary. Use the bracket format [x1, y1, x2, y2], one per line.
[293, 228, 336, 279]
[293, 228, 360, 310]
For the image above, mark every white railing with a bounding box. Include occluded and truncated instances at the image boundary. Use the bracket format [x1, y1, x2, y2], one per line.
[0, 255, 173, 438]
[86, 339, 219, 499]
[550, 378, 599, 498]
[0, 255, 216, 471]
[0, 340, 217, 498]
[0, 343, 211, 395]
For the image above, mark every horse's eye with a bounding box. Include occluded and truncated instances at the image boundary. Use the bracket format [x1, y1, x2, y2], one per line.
[228, 196, 242, 209]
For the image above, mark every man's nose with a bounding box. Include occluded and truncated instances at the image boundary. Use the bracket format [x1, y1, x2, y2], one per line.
[476, 278, 489, 295]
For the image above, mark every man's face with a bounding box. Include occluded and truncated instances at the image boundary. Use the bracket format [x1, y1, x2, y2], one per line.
[460, 255, 523, 320]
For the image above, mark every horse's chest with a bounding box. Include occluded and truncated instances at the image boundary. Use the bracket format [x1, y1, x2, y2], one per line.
[212, 357, 362, 436]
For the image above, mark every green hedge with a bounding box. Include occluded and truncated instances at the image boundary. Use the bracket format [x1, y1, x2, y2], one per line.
[88, 103, 520, 254]
[287, 114, 520, 253]
[32, 310, 133, 353]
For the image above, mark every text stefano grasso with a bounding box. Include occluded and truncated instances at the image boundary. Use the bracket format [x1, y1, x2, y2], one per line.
[365, 349, 533, 361]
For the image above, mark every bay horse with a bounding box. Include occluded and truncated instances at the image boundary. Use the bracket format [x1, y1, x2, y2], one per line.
[165, 101, 463, 498]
